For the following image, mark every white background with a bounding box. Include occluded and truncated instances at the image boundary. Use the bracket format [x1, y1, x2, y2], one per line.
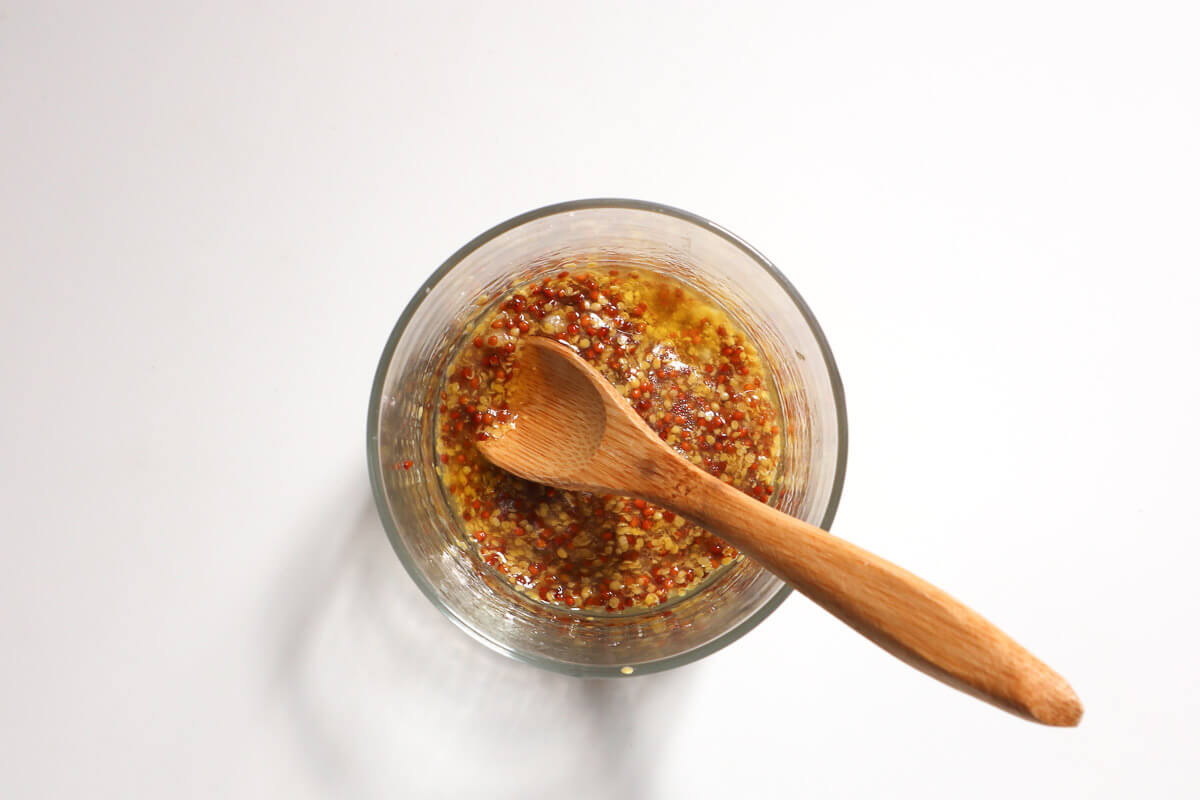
[3, 1, 1198, 797]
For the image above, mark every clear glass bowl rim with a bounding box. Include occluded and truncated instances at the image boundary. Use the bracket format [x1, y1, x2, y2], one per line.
[366, 197, 849, 676]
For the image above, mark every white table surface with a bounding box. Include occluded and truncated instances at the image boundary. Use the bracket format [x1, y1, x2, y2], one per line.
[3, 1, 1198, 797]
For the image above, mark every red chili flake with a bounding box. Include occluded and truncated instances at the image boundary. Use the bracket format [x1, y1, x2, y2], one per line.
[440, 454, 449, 464]
[402, 460, 414, 470]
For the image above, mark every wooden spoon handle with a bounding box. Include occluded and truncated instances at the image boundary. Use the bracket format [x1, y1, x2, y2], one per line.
[652, 461, 1082, 726]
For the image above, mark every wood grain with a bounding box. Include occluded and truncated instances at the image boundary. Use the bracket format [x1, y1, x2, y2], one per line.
[479, 337, 1082, 726]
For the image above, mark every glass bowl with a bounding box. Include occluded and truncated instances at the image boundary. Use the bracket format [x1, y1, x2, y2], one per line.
[367, 199, 847, 676]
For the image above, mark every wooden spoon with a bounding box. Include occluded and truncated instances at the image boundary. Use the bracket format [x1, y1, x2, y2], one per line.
[478, 337, 1083, 726]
